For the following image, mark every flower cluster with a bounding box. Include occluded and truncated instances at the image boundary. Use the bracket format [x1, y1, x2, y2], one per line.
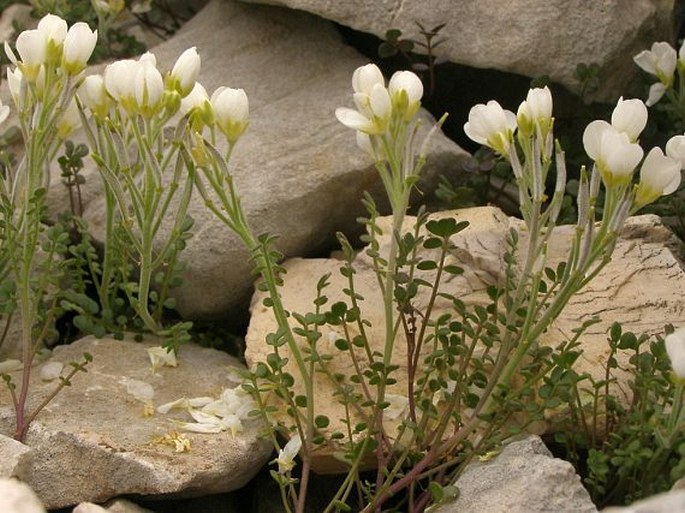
[4, 13, 98, 141]
[335, 63, 423, 161]
[633, 41, 681, 106]
[75, 44, 249, 146]
[464, 89, 683, 211]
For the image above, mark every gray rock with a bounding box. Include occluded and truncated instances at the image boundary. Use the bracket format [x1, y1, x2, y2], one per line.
[0, 433, 31, 478]
[433, 436, 597, 513]
[0, 336, 271, 509]
[0, 478, 46, 513]
[236, 0, 676, 102]
[601, 489, 685, 513]
[46, 0, 467, 320]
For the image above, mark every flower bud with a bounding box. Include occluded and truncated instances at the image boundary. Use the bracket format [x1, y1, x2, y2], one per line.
[388, 70, 423, 120]
[611, 97, 647, 143]
[517, 86, 553, 137]
[62, 22, 98, 75]
[168, 47, 201, 97]
[633, 147, 681, 208]
[57, 100, 82, 139]
[78, 74, 110, 119]
[15, 29, 47, 81]
[135, 59, 164, 117]
[211, 87, 249, 143]
[352, 63, 385, 95]
[181, 82, 214, 131]
[37, 14, 67, 66]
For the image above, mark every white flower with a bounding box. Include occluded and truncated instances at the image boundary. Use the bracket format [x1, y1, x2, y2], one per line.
[464, 100, 517, 157]
[634, 147, 681, 208]
[611, 97, 647, 142]
[665, 328, 685, 378]
[147, 346, 177, 375]
[633, 41, 677, 85]
[37, 13, 67, 65]
[388, 70, 423, 120]
[62, 22, 97, 75]
[338, 82, 392, 134]
[104, 59, 139, 112]
[40, 361, 63, 381]
[169, 47, 201, 97]
[134, 57, 164, 115]
[667, 135, 685, 168]
[15, 29, 47, 81]
[646, 82, 667, 107]
[582, 120, 644, 187]
[78, 74, 110, 119]
[0, 98, 10, 126]
[384, 393, 409, 420]
[211, 87, 249, 143]
[156, 396, 213, 414]
[517, 86, 553, 135]
[276, 434, 302, 474]
[6, 67, 25, 110]
[352, 63, 384, 95]
[57, 99, 82, 139]
[180, 82, 214, 131]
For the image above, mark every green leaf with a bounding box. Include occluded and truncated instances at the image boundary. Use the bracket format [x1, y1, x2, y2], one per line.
[315, 415, 330, 428]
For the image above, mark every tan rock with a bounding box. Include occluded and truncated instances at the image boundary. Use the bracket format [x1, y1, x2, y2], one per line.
[0, 336, 271, 509]
[245, 207, 685, 470]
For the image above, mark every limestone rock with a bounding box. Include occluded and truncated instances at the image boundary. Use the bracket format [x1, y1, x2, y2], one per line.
[246, 207, 685, 451]
[45, 0, 467, 321]
[601, 489, 685, 513]
[0, 478, 46, 513]
[0, 336, 271, 509]
[72, 501, 152, 513]
[0, 433, 31, 478]
[433, 436, 597, 513]
[237, 0, 676, 101]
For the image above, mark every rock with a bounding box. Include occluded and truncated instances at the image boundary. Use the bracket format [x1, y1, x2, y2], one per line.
[246, 207, 685, 457]
[237, 0, 676, 102]
[432, 436, 596, 513]
[46, 0, 468, 320]
[101, 499, 153, 513]
[0, 478, 46, 513]
[0, 433, 31, 478]
[601, 489, 685, 513]
[0, 336, 271, 509]
[73, 504, 108, 513]
[72, 501, 152, 513]
[0, 4, 35, 44]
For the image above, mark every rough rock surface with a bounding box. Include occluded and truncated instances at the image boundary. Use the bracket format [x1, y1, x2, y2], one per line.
[246, 207, 685, 445]
[0, 433, 30, 478]
[0, 478, 46, 513]
[237, 0, 676, 101]
[0, 336, 271, 509]
[433, 436, 597, 513]
[46, 0, 468, 320]
[601, 489, 685, 513]
[72, 500, 153, 513]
